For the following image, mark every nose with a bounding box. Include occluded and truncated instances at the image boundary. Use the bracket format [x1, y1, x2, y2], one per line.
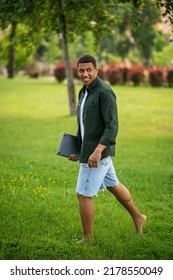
[82, 70, 89, 76]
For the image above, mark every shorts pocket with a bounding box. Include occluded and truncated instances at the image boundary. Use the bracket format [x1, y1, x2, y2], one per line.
[100, 156, 110, 167]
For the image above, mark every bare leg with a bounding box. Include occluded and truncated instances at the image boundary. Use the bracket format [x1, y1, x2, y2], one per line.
[107, 183, 146, 234]
[77, 194, 94, 243]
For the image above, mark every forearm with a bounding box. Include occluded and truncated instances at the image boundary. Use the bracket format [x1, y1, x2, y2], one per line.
[94, 144, 107, 154]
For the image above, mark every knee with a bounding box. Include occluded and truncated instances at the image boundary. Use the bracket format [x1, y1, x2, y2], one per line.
[77, 193, 84, 201]
[107, 185, 118, 193]
[107, 185, 132, 203]
[77, 193, 92, 200]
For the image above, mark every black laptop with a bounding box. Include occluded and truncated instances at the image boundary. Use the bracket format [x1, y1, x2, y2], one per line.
[56, 133, 80, 160]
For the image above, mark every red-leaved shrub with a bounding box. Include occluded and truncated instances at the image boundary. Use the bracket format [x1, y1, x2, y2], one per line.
[98, 67, 105, 80]
[71, 63, 79, 80]
[166, 67, 173, 87]
[149, 66, 163, 87]
[129, 65, 145, 86]
[103, 64, 122, 85]
[119, 67, 130, 85]
[54, 62, 66, 82]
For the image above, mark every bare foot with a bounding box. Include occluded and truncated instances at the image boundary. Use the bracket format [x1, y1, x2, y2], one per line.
[135, 214, 147, 235]
[76, 236, 92, 244]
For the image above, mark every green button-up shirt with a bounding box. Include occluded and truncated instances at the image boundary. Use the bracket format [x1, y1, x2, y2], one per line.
[77, 76, 118, 163]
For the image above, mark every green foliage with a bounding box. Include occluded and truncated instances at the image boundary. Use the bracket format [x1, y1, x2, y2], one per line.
[0, 76, 173, 260]
[97, 0, 168, 66]
[42, 34, 63, 64]
[69, 32, 97, 61]
[157, 0, 173, 39]
[152, 43, 173, 66]
[131, 0, 161, 65]
[0, 28, 9, 66]
[127, 49, 141, 64]
[0, 24, 62, 71]
[63, 0, 120, 42]
[15, 24, 35, 70]
[0, 0, 21, 28]
[0, 0, 173, 73]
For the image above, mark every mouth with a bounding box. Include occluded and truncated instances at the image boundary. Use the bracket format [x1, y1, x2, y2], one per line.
[82, 78, 90, 82]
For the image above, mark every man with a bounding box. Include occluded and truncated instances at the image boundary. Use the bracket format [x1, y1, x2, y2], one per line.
[69, 54, 146, 243]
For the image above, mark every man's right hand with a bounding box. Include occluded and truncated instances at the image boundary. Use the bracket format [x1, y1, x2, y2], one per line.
[68, 154, 78, 161]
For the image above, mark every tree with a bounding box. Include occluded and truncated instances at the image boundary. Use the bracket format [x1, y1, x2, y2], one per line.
[48, 0, 123, 115]
[131, 0, 161, 65]
[1, 0, 172, 114]
[11, 0, 124, 115]
[1, 0, 145, 113]
[57, 0, 76, 115]
[0, 0, 22, 78]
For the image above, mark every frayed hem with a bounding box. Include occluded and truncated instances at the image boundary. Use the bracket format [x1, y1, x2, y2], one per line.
[76, 191, 98, 198]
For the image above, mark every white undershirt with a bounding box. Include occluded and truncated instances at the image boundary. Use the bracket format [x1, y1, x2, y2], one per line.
[79, 90, 88, 140]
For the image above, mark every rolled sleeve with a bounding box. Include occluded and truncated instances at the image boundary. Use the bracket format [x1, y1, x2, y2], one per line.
[99, 90, 118, 147]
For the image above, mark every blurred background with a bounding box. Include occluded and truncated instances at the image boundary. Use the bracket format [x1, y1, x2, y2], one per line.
[0, 0, 173, 93]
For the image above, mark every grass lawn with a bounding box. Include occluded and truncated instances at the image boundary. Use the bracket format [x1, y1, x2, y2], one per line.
[0, 75, 173, 260]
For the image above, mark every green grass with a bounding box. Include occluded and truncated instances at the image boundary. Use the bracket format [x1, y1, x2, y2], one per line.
[0, 75, 173, 260]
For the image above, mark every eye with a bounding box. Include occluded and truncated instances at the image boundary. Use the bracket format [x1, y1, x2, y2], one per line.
[87, 69, 92, 73]
[78, 69, 84, 73]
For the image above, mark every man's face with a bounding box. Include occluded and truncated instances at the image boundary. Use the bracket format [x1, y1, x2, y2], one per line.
[77, 62, 98, 86]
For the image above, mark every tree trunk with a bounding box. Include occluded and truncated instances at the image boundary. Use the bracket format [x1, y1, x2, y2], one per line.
[7, 21, 17, 79]
[58, 0, 77, 115]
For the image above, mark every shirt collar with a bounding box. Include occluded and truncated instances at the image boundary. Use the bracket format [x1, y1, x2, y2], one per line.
[82, 76, 99, 94]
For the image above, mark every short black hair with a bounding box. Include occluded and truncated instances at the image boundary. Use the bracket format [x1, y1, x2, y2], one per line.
[77, 54, 97, 68]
